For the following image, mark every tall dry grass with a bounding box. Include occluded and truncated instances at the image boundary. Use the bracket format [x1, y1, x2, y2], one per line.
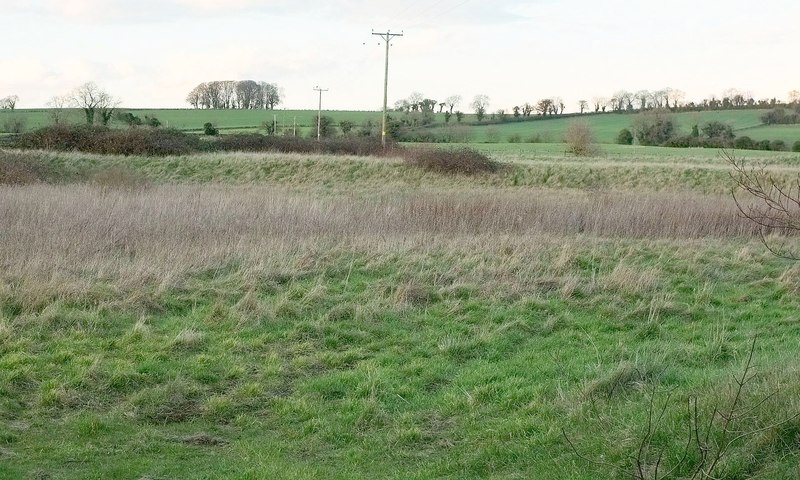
[1, 183, 795, 314]
[0, 184, 767, 277]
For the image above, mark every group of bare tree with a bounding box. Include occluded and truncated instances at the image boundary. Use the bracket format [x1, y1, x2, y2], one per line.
[505, 88, 800, 119]
[186, 81, 282, 110]
[1, 95, 19, 110]
[43, 82, 119, 126]
[394, 92, 463, 114]
[584, 88, 799, 115]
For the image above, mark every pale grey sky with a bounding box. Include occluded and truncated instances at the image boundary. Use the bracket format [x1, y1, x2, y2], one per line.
[2, 0, 798, 112]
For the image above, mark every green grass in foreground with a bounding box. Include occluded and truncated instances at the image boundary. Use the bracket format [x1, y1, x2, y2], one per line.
[1, 239, 800, 479]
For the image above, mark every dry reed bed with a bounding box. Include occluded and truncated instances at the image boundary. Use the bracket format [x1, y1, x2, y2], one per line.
[2, 183, 797, 314]
[0, 184, 763, 252]
[0, 183, 772, 282]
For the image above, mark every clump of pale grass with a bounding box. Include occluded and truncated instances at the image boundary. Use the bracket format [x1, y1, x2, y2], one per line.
[601, 263, 660, 295]
[172, 328, 205, 349]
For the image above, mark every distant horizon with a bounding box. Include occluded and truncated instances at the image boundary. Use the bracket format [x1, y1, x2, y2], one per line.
[3, 0, 799, 113]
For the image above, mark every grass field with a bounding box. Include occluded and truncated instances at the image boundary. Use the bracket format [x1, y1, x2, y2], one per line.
[3, 108, 800, 147]
[2, 146, 800, 479]
[431, 110, 800, 145]
[0, 109, 384, 135]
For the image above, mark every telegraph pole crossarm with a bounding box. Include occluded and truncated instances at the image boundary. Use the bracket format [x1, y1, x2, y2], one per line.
[372, 29, 403, 148]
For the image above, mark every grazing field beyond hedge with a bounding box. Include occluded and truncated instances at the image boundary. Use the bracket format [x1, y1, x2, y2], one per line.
[1, 147, 800, 479]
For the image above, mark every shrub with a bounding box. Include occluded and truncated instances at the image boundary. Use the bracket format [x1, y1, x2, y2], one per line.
[616, 128, 634, 145]
[565, 120, 599, 156]
[14, 125, 200, 156]
[734, 136, 755, 150]
[403, 147, 500, 175]
[13, 125, 392, 157]
[339, 120, 355, 135]
[770, 140, 787, 151]
[700, 121, 734, 141]
[760, 108, 800, 125]
[117, 112, 142, 126]
[310, 115, 336, 138]
[0, 151, 49, 185]
[145, 116, 161, 128]
[662, 135, 698, 148]
[203, 123, 218, 136]
[793, 140, 800, 153]
[633, 110, 676, 146]
[508, 133, 522, 143]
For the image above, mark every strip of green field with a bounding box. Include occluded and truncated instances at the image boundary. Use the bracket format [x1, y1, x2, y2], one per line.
[4, 108, 800, 146]
[429, 110, 800, 144]
[0, 108, 384, 133]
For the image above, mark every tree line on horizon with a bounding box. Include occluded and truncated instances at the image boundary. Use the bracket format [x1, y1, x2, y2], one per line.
[185, 81, 283, 110]
[391, 88, 800, 123]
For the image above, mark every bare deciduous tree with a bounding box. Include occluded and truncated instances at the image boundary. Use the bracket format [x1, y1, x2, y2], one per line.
[71, 82, 118, 125]
[470, 94, 490, 121]
[46, 95, 70, 125]
[729, 151, 800, 259]
[578, 100, 588, 114]
[536, 98, 553, 116]
[260, 82, 282, 110]
[1, 95, 19, 110]
[445, 95, 462, 114]
[186, 83, 206, 109]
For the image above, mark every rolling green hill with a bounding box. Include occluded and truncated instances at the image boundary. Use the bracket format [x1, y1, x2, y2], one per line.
[0, 108, 384, 135]
[428, 109, 800, 144]
[3, 107, 799, 146]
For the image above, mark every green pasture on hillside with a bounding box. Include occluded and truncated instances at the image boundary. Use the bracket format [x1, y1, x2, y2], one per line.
[0, 109, 384, 134]
[3, 107, 800, 146]
[433, 109, 800, 144]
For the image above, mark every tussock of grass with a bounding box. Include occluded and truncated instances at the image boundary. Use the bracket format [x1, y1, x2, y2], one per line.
[584, 360, 661, 399]
[130, 379, 202, 424]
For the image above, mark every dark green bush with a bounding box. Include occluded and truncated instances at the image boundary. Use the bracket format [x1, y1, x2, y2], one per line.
[616, 128, 634, 145]
[633, 111, 676, 146]
[770, 140, 787, 151]
[793, 140, 800, 152]
[203, 123, 219, 136]
[700, 121, 735, 140]
[14, 125, 200, 156]
[13, 125, 395, 157]
[734, 136, 754, 149]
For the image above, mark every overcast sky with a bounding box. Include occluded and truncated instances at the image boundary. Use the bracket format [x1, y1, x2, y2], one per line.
[2, 0, 798, 112]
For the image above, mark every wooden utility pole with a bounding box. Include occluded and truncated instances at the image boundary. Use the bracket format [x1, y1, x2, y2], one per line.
[313, 86, 328, 141]
[372, 30, 403, 148]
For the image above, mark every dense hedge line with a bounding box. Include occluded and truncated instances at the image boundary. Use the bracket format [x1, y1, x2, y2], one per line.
[11, 125, 395, 157]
